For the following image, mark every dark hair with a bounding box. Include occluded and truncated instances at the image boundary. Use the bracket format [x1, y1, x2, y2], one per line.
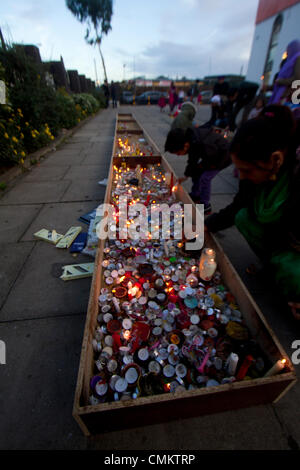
[230, 104, 297, 164]
[165, 128, 189, 153]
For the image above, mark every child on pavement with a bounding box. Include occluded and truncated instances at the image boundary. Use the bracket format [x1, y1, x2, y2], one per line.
[164, 126, 230, 214]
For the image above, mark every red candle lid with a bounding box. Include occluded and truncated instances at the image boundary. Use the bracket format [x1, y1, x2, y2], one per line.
[113, 286, 127, 299]
[107, 319, 122, 334]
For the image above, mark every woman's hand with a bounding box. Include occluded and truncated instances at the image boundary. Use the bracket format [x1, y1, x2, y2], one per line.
[178, 176, 188, 184]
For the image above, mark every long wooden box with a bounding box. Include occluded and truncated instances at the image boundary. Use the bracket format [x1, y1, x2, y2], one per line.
[73, 113, 297, 436]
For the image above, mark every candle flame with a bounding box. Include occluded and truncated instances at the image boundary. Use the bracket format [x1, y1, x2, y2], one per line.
[281, 358, 287, 365]
[119, 276, 125, 283]
[172, 185, 178, 192]
[123, 330, 131, 341]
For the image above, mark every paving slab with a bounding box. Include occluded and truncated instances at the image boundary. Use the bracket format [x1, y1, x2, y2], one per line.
[0, 242, 35, 309]
[81, 152, 112, 166]
[87, 405, 288, 450]
[0, 204, 42, 243]
[0, 181, 71, 205]
[0, 316, 86, 450]
[21, 201, 101, 242]
[62, 165, 108, 181]
[40, 153, 86, 167]
[60, 180, 106, 202]
[0, 242, 93, 321]
[21, 165, 70, 182]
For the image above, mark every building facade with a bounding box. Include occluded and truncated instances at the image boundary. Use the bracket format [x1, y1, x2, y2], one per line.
[246, 0, 300, 85]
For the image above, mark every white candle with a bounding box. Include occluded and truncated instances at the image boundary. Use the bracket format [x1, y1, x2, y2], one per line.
[165, 172, 171, 186]
[199, 248, 216, 271]
[264, 359, 287, 377]
[164, 241, 169, 257]
[226, 352, 239, 376]
[200, 258, 217, 281]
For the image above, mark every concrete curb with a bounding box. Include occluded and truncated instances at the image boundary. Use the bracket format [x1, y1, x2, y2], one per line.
[0, 110, 103, 195]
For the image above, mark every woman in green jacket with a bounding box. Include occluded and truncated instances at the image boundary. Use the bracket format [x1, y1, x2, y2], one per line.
[205, 105, 300, 320]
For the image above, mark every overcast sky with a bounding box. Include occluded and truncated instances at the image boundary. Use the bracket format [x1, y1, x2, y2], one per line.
[0, 0, 259, 83]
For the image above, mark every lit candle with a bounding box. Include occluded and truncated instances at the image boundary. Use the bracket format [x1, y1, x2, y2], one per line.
[164, 241, 169, 257]
[199, 248, 216, 271]
[264, 358, 287, 377]
[199, 258, 217, 282]
[236, 355, 254, 380]
[226, 352, 239, 376]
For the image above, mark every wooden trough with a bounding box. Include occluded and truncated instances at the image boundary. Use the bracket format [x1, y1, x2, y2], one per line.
[73, 113, 297, 436]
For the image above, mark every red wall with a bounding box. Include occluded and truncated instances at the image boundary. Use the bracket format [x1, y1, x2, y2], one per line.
[256, 0, 300, 24]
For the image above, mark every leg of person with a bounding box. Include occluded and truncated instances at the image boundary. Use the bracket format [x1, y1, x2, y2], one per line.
[270, 250, 300, 320]
[198, 169, 219, 212]
[189, 175, 202, 200]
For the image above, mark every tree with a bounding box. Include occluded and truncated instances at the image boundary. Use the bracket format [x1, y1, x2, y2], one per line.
[65, 0, 113, 83]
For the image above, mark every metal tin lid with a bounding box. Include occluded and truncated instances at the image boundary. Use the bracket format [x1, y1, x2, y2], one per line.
[185, 286, 194, 296]
[95, 380, 108, 396]
[138, 348, 149, 361]
[152, 326, 162, 336]
[115, 377, 128, 393]
[206, 379, 220, 387]
[104, 335, 113, 347]
[107, 359, 118, 373]
[123, 354, 134, 365]
[102, 346, 113, 357]
[158, 348, 168, 360]
[101, 305, 111, 313]
[176, 363, 187, 378]
[125, 366, 139, 384]
[163, 364, 175, 378]
[190, 314, 200, 325]
[148, 361, 161, 374]
[208, 328, 218, 338]
[163, 322, 173, 332]
[109, 374, 121, 391]
[122, 318, 132, 330]
[168, 354, 179, 366]
[167, 344, 179, 354]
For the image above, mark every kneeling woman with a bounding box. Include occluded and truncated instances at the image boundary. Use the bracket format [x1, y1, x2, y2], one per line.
[205, 105, 300, 320]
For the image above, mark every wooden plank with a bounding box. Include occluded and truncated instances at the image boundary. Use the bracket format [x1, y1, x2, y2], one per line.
[73, 112, 297, 435]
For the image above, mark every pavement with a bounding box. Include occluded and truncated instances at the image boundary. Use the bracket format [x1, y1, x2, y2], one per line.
[0, 104, 299, 450]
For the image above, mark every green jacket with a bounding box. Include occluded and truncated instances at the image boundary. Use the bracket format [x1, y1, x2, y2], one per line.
[171, 102, 197, 131]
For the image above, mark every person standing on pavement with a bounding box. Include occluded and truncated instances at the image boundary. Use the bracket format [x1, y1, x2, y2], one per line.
[110, 81, 117, 108]
[268, 39, 300, 105]
[205, 76, 229, 127]
[169, 81, 177, 114]
[102, 80, 109, 108]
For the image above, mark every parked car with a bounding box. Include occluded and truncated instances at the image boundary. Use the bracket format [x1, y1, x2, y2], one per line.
[120, 91, 134, 104]
[200, 90, 213, 104]
[135, 91, 165, 105]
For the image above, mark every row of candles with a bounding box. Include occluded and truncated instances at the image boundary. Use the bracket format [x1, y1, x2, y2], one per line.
[115, 135, 154, 157]
[89, 164, 288, 404]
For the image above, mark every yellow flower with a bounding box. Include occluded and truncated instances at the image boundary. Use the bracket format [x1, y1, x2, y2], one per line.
[25, 122, 29, 126]
[20, 133, 24, 139]
[20, 158, 24, 164]
[17, 126, 21, 130]
[13, 149, 17, 155]
[50, 136, 55, 140]
[12, 136, 18, 143]
[9, 118, 13, 123]
[21, 151, 26, 157]
[17, 108, 22, 113]
[4, 133, 9, 139]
